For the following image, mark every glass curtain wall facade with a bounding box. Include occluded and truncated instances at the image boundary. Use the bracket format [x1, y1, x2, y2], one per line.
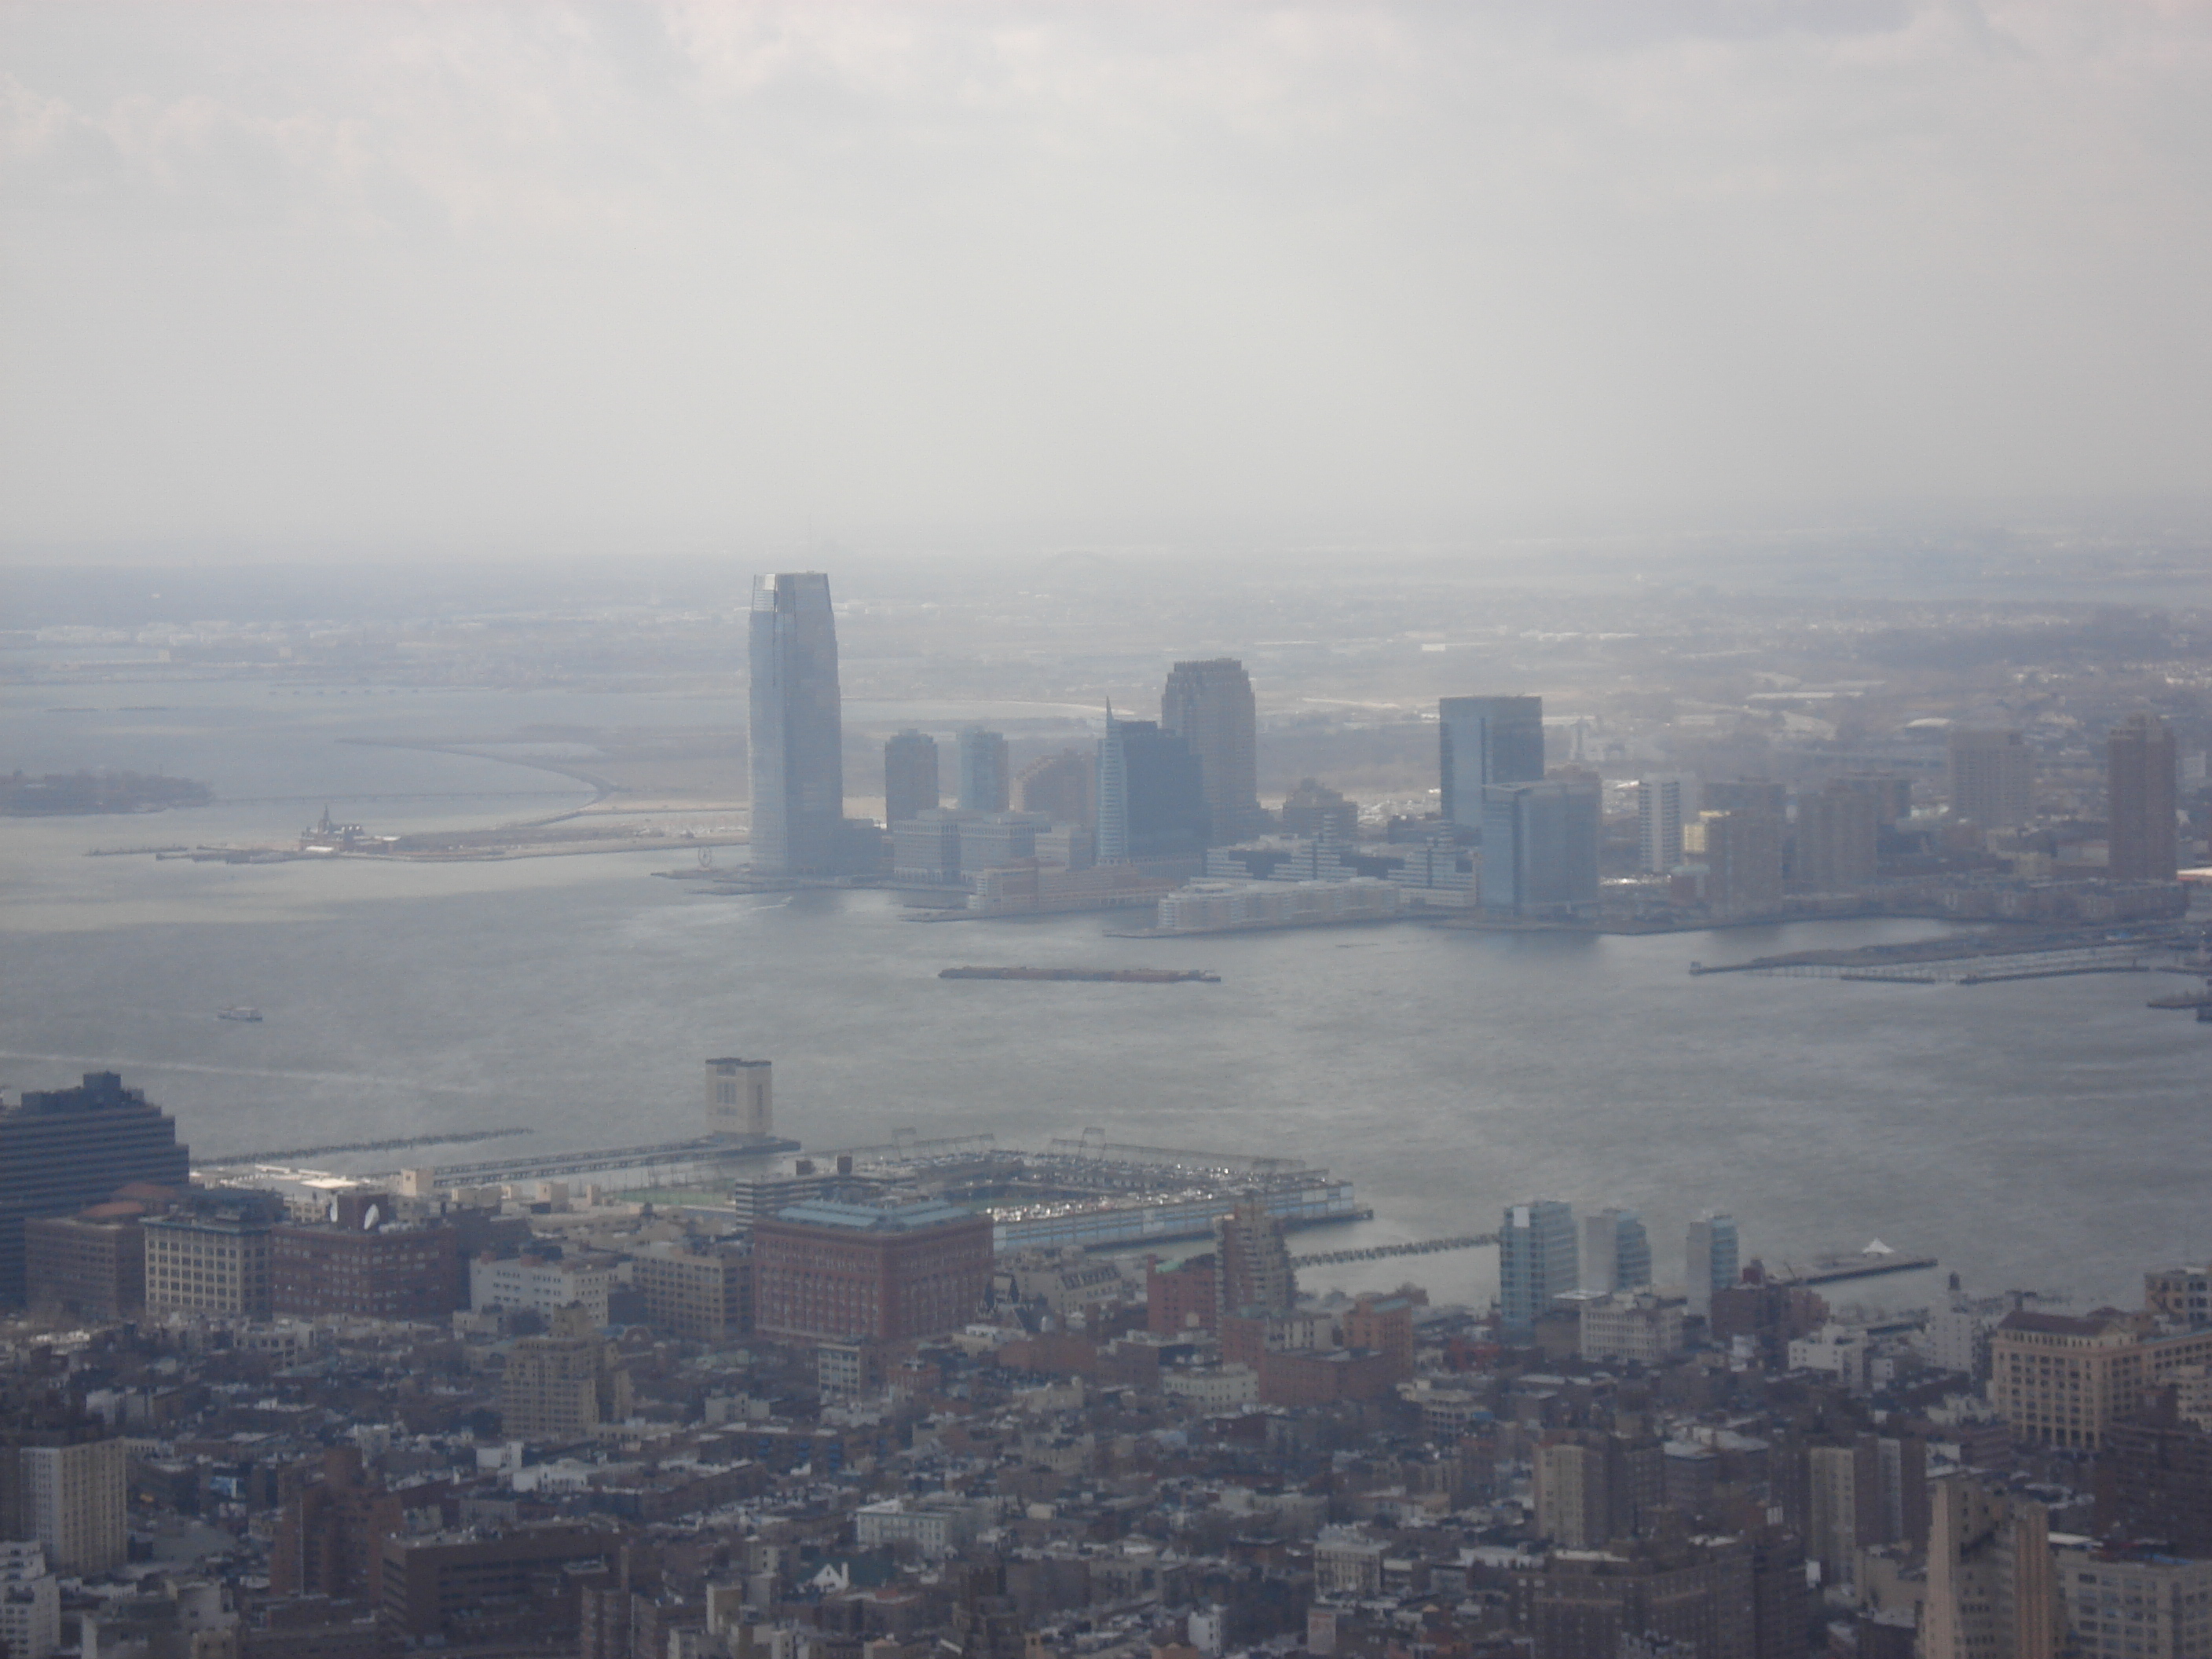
[748, 573, 844, 874]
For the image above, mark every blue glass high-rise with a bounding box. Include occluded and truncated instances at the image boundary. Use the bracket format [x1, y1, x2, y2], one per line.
[1499, 1199, 1578, 1340]
[748, 573, 845, 874]
[1439, 695, 1544, 828]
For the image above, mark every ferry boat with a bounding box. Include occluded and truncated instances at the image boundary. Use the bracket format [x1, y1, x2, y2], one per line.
[217, 1006, 263, 1023]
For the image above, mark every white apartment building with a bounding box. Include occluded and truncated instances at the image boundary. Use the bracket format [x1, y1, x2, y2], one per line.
[1163, 1365, 1259, 1411]
[0, 1544, 60, 1659]
[470, 1253, 613, 1326]
[852, 1496, 983, 1559]
[20, 1441, 126, 1576]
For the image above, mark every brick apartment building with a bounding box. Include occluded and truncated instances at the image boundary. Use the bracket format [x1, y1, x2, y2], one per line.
[270, 1193, 462, 1322]
[751, 1199, 991, 1344]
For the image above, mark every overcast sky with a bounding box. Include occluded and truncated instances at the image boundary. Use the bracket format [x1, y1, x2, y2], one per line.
[3, 1, 2209, 563]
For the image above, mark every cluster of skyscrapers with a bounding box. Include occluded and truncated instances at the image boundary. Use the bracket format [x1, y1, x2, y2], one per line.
[748, 570, 2187, 921]
[1498, 1198, 1738, 1340]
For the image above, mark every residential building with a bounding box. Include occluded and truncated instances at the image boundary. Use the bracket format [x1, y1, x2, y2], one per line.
[1806, 1442, 1874, 1587]
[1017, 749, 1094, 826]
[892, 808, 975, 884]
[1214, 1197, 1295, 1320]
[20, 1438, 126, 1575]
[1481, 779, 1600, 916]
[747, 571, 846, 875]
[271, 1213, 462, 1322]
[956, 727, 1010, 813]
[471, 1251, 615, 1326]
[1686, 1214, 1740, 1318]
[2056, 1543, 2212, 1659]
[270, 1445, 401, 1602]
[2108, 713, 2179, 882]
[1439, 695, 1544, 829]
[501, 1330, 632, 1441]
[1161, 658, 1263, 843]
[1581, 1209, 1652, 1295]
[1528, 1536, 1759, 1659]
[0, 1542, 60, 1659]
[1696, 808, 1785, 916]
[882, 730, 939, 826]
[705, 1056, 774, 1141]
[24, 1207, 145, 1320]
[1794, 780, 1881, 892]
[1313, 1530, 1388, 1599]
[852, 1496, 984, 1560]
[957, 812, 1051, 881]
[1922, 1475, 2059, 1659]
[1534, 1439, 1610, 1547]
[0, 1070, 190, 1306]
[1989, 1310, 2212, 1449]
[1500, 1200, 1579, 1340]
[1639, 775, 1700, 873]
[631, 1242, 751, 1341]
[1948, 728, 2035, 829]
[1580, 1293, 1686, 1365]
[1280, 778, 1357, 842]
[2094, 1412, 2212, 1557]
[1096, 714, 1209, 863]
[750, 1199, 992, 1343]
[2147, 1265, 2212, 1328]
[379, 1525, 622, 1645]
[143, 1196, 279, 1320]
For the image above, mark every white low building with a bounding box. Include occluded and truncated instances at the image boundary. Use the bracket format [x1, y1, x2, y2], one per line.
[1163, 1365, 1260, 1411]
[852, 1496, 984, 1558]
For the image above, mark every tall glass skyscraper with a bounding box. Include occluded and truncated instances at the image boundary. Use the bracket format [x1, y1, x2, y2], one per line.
[1686, 1212, 1740, 1317]
[1481, 778, 1600, 916]
[957, 727, 1010, 814]
[1580, 1207, 1652, 1295]
[1439, 694, 1545, 827]
[748, 572, 845, 874]
[1499, 1199, 1578, 1339]
[1161, 658, 1262, 843]
[1095, 711, 1209, 862]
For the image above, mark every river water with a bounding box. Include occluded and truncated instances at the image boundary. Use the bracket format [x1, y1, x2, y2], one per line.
[4, 682, 2207, 1312]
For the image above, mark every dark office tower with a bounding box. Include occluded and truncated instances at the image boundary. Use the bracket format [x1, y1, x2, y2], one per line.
[1161, 658, 1263, 843]
[1481, 778, 1599, 916]
[1793, 782, 1879, 893]
[882, 730, 939, 826]
[1017, 749, 1093, 826]
[1095, 714, 1209, 862]
[956, 727, 1010, 813]
[1214, 1196, 1295, 1320]
[1946, 728, 2034, 829]
[0, 1072, 189, 1306]
[1439, 695, 1544, 828]
[748, 573, 844, 874]
[2108, 713, 2179, 881]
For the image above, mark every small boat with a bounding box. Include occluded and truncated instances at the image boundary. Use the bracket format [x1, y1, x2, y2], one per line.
[217, 1006, 262, 1023]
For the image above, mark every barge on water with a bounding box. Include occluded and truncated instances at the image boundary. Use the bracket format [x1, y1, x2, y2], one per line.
[940, 965, 1220, 984]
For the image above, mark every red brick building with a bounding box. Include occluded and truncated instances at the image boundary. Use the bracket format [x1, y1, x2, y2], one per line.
[751, 1199, 991, 1343]
[1147, 1252, 1218, 1335]
[24, 1203, 146, 1320]
[271, 1197, 462, 1322]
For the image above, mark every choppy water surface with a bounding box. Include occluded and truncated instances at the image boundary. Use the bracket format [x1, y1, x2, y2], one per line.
[4, 684, 2206, 1310]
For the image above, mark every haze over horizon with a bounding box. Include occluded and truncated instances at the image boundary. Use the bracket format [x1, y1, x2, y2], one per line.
[5, 0, 2211, 568]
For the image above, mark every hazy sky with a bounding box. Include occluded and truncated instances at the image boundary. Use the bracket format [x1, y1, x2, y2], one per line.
[3, 2, 2209, 561]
